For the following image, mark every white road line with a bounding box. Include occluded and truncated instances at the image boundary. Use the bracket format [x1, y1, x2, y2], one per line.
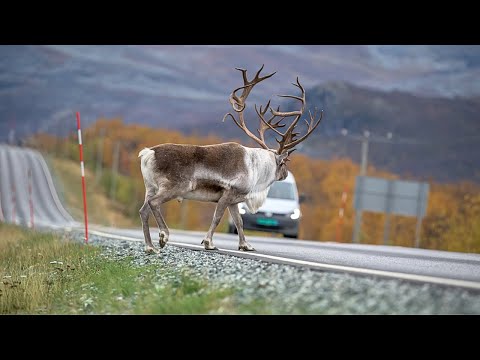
[88, 229, 480, 291]
[35, 148, 75, 223]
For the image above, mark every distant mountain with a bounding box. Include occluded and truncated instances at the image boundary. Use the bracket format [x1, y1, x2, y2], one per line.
[1, 45, 479, 182]
[288, 82, 480, 182]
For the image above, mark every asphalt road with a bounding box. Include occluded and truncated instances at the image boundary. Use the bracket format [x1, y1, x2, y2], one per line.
[90, 225, 480, 287]
[2, 144, 480, 289]
[0, 144, 75, 228]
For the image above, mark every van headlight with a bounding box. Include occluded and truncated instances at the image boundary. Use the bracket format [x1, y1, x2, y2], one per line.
[238, 203, 246, 215]
[290, 208, 301, 220]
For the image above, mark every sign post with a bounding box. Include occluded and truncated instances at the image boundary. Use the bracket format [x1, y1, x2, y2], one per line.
[414, 183, 429, 248]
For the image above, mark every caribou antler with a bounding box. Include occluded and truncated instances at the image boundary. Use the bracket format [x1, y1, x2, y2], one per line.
[268, 77, 323, 154]
[223, 66, 323, 154]
[223, 65, 276, 149]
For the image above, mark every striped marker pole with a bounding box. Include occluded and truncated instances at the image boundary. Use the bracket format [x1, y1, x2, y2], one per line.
[335, 186, 348, 242]
[11, 183, 16, 224]
[28, 168, 34, 229]
[76, 112, 89, 243]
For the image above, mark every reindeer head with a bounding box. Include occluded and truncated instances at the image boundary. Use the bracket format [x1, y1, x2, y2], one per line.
[223, 65, 323, 180]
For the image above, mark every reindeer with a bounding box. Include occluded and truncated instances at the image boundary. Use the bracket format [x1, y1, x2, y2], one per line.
[138, 65, 323, 253]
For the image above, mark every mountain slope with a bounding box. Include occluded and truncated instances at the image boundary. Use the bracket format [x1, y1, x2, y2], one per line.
[292, 82, 480, 182]
[1, 45, 479, 182]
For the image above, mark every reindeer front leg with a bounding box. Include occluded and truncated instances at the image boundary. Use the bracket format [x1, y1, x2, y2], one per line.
[202, 194, 233, 250]
[228, 204, 255, 251]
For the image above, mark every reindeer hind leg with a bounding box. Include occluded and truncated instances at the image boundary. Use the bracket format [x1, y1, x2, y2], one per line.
[147, 188, 181, 249]
[140, 189, 158, 254]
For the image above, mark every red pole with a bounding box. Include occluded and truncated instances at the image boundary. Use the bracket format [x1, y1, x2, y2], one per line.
[76, 112, 89, 243]
[28, 168, 34, 229]
[11, 183, 16, 224]
[335, 186, 348, 242]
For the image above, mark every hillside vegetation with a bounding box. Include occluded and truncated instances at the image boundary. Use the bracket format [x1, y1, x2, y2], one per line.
[296, 82, 480, 182]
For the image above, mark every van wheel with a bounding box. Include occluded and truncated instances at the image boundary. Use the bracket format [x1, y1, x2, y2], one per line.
[284, 234, 297, 239]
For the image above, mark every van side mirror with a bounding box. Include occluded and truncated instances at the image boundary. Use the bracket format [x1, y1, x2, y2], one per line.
[299, 194, 307, 204]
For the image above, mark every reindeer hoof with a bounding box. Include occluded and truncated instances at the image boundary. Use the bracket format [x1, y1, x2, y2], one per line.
[238, 244, 255, 251]
[159, 231, 168, 248]
[145, 246, 159, 254]
[201, 239, 218, 251]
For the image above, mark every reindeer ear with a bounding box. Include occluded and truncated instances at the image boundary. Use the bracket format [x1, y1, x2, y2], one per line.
[276, 152, 289, 165]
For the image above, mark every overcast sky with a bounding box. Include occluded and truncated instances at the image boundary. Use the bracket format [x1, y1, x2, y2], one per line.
[40, 45, 480, 99]
[2, 45, 479, 102]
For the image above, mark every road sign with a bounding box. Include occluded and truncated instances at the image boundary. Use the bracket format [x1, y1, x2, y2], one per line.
[353, 176, 429, 247]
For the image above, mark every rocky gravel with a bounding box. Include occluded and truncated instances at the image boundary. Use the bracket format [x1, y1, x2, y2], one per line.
[68, 230, 480, 314]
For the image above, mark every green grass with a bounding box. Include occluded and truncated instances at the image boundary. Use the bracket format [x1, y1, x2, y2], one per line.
[56, 256, 235, 315]
[0, 223, 237, 314]
[0, 223, 97, 314]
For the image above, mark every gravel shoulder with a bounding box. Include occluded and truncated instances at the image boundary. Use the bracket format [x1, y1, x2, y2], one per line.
[71, 230, 480, 315]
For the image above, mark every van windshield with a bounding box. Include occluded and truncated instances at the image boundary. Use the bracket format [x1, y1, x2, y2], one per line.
[267, 181, 295, 200]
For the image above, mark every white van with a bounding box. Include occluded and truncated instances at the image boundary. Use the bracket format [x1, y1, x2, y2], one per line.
[227, 171, 302, 238]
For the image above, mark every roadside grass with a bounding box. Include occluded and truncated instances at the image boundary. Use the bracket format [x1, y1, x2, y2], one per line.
[56, 256, 235, 315]
[0, 223, 241, 314]
[0, 222, 96, 314]
[47, 157, 136, 228]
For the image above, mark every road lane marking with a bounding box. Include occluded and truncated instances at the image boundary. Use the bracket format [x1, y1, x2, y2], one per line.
[87, 229, 480, 290]
[35, 149, 76, 223]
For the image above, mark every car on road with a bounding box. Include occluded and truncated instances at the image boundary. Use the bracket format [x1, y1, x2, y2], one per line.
[228, 171, 303, 238]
